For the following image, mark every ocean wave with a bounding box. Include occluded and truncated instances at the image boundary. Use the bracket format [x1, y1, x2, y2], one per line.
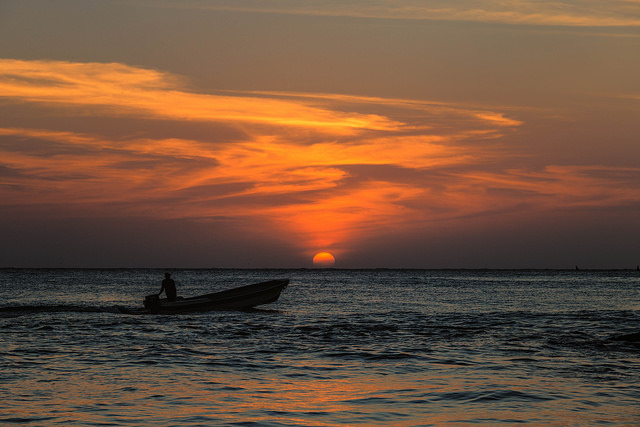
[0, 304, 140, 317]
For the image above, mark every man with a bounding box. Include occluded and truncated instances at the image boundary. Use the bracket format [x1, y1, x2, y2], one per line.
[158, 272, 177, 302]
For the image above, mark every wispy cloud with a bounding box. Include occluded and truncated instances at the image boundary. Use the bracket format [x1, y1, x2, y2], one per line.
[2, 58, 639, 257]
[146, 0, 640, 28]
[0, 59, 398, 133]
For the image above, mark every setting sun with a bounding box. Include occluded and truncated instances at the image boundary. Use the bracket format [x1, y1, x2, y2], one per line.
[313, 252, 336, 267]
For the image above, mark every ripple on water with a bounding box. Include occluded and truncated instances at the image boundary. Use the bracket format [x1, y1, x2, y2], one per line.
[2, 269, 640, 425]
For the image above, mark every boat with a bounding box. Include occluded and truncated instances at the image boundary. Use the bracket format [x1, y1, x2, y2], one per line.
[143, 279, 289, 314]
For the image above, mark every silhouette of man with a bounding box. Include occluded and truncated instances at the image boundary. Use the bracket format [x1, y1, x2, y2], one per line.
[158, 273, 177, 302]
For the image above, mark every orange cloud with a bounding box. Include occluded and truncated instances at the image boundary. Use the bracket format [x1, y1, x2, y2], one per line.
[162, 0, 640, 28]
[2, 58, 639, 259]
[0, 59, 398, 133]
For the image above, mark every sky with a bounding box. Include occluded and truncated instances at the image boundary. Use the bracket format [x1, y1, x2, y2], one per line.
[1, 0, 639, 268]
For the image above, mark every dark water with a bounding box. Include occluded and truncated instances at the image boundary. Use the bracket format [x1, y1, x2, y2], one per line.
[1, 269, 639, 425]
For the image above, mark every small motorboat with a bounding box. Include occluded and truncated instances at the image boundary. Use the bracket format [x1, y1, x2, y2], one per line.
[143, 279, 289, 314]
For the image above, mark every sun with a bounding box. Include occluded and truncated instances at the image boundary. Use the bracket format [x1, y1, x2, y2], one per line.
[313, 252, 336, 267]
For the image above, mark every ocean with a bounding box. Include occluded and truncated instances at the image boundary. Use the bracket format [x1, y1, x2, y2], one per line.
[1, 269, 639, 426]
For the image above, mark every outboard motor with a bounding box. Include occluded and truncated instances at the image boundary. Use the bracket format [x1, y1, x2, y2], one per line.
[144, 294, 160, 311]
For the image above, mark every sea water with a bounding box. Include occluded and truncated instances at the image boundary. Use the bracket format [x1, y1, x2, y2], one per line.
[1, 269, 639, 426]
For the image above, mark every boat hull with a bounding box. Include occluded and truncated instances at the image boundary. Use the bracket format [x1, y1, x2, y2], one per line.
[143, 279, 289, 314]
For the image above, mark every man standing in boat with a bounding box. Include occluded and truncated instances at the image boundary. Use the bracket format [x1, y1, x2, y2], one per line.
[158, 272, 177, 302]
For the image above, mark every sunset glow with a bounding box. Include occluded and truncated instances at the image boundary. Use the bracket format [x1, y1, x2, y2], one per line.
[1, 1, 639, 267]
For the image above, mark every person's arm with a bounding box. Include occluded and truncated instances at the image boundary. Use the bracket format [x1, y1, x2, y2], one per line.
[158, 281, 165, 296]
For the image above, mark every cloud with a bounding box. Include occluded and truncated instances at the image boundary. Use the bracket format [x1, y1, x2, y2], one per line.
[2, 58, 639, 260]
[0, 59, 398, 133]
[147, 0, 640, 28]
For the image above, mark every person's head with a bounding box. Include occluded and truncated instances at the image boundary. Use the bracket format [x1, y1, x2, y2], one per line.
[165, 273, 171, 278]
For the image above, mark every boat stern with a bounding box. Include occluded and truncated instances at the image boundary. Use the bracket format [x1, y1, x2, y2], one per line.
[143, 294, 161, 312]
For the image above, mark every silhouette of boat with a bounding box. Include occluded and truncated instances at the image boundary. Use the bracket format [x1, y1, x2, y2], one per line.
[143, 279, 289, 314]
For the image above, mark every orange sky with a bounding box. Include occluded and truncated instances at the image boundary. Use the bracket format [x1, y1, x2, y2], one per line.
[1, 1, 639, 267]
